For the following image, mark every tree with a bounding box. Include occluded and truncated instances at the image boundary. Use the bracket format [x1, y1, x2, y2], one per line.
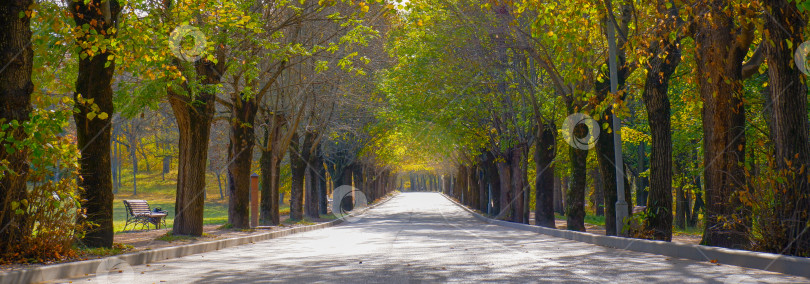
[594, 0, 633, 237]
[120, 0, 251, 236]
[0, 0, 34, 254]
[693, 0, 757, 249]
[638, 0, 684, 241]
[760, 0, 810, 256]
[70, 0, 121, 247]
[535, 123, 557, 228]
[289, 132, 306, 220]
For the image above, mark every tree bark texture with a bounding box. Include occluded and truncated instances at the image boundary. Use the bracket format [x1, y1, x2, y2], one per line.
[289, 132, 306, 221]
[535, 123, 556, 228]
[227, 94, 258, 229]
[695, 0, 753, 249]
[71, 0, 121, 246]
[762, 0, 810, 256]
[0, 0, 34, 254]
[641, 36, 681, 241]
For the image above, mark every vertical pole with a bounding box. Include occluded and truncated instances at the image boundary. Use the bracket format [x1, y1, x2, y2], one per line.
[250, 173, 259, 227]
[607, 16, 629, 236]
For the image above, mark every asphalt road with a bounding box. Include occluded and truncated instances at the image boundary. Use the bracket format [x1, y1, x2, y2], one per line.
[54, 192, 809, 283]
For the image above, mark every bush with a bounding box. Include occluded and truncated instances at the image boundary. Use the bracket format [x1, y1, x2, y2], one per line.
[1, 106, 88, 263]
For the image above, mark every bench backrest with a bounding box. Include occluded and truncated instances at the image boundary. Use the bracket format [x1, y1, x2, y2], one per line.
[124, 200, 151, 216]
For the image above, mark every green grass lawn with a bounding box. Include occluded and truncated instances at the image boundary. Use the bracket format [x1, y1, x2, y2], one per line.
[112, 199, 230, 232]
[113, 169, 289, 233]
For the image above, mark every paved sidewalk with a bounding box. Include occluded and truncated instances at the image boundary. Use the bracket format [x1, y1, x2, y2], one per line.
[50, 192, 809, 283]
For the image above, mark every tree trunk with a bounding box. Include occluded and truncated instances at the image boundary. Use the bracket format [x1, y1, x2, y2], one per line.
[637, 142, 648, 206]
[567, 144, 588, 232]
[169, 88, 215, 236]
[260, 114, 284, 225]
[458, 165, 469, 204]
[168, 56, 222, 236]
[553, 176, 564, 214]
[497, 160, 512, 220]
[340, 164, 353, 187]
[690, 187, 703, 227]
[762, 0, 810, 256]
[289, 132, 305, 221]
[304, 132, 320, 219]
[594, 111, 619, 235]
[0, 0, 34, 254]
[227, 94, 257, 229]
[590, 168, 604, 216]
[318, 154, 328, 215]
[478, 164, 488, 212]
[695, 0, 752, 248]
[217, 173, 224, 199]
[112, 127, 119, 193]
[675, 184, 686, 230]
[593, 6, 631, 237]
[642, 38, 680, 241]
[511, 146, 528, 224]
[131, 145, 137, 195]
[535, 123, 556, 228]
[684, 183, 693, 226]
[352, 164, 363, 195]
[71, 0, 121, 247]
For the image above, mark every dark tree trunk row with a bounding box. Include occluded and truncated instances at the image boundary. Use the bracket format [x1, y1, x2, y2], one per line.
[303, 131, 321, 219]
[497, 157, 512, 220]
[259, 114, 285, 225]
[317, 148, 328, 215]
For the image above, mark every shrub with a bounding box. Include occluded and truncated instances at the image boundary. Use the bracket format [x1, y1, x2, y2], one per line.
[1, 106, 88, 263]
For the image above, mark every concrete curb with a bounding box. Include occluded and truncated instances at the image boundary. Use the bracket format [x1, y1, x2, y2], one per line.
[1, 192, 399, 284]
[440, 193, 810, 279]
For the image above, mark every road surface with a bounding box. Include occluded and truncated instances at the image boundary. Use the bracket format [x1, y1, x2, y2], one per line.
[54, 192, 808, 283]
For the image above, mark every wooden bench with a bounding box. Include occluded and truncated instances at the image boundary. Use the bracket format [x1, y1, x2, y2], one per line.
[123, 200, 168, 230]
